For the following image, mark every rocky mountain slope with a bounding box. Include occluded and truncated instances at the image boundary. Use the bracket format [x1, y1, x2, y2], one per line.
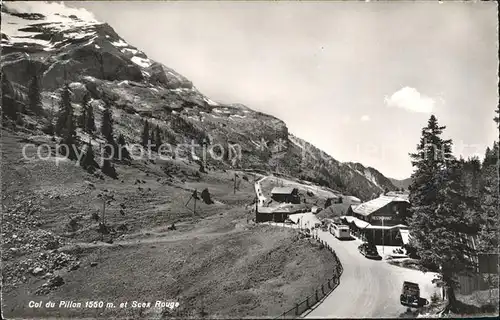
[345, 162, 398, 192]
[1, 2, 396, 201]
[389, 177, 412, 190]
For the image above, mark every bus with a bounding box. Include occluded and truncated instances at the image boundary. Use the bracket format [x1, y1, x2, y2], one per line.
[330, 223, 351, 240]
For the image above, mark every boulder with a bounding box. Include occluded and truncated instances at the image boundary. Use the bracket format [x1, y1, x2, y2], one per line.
[32, 267, 44, 275]
[48, 275, 64, 287]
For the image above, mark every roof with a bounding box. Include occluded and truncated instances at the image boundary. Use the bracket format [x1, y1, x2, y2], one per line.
[288, 212, 322, 227]
[344, 196, 361, 203]
[385, 192, 410, 201]
[352, 195, 410, 216]
[271, 187, 297, 195]
[343, 216, 370, 229]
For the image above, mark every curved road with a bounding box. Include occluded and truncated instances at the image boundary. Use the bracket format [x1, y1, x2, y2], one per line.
[256, 176, 439, 318]
[306, 230, 438, 318]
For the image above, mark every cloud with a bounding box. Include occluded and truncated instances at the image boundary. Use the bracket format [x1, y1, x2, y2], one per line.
[360, 115, 371, 122]
[384, 87, 436, 113]
[4, 1, 98, 22]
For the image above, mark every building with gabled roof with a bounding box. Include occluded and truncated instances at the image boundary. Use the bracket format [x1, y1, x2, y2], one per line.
[271, 186, 300, 204]
[344, 195, 411, 245]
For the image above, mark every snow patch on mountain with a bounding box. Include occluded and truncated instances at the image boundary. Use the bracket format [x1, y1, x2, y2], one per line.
[122, 48, 139, 55]
[131, 56, 152, 68]
[111, 39, 129, 47]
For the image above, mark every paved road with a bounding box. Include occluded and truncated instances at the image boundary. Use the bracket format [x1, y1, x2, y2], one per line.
[306, 230, 439, 318]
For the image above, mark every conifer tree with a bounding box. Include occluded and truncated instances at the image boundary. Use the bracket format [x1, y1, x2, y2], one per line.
[55, 85, 72, 136]
[141, 120, 150, 148]
[85, 96, 96, 133]
[58, 100, 79, 161]
[101, 149, 118, 179]
[101, 104, 113, 140]
[28, 73, 43, 115]
[117, 134, 131, 161]
[408, 115, 477, 313]
[155, 125, 162, 151]
[100, 104, 121, 161]
[78, 93, 90, 130]
[78, 106, 87, 129]
[477, 108, 499, 254]
[80, 140, 99, 173]
[150, 128, 156, 152]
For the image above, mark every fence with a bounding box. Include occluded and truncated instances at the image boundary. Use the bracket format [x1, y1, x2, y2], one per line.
[275, 233, 344, 319]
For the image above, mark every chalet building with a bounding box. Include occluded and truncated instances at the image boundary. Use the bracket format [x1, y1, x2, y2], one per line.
[255, 209, 288, 223]
[342, 195, 411, 245]
[271, 187, 300, 204]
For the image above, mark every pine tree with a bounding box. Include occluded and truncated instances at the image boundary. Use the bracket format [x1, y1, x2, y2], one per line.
[100, 104, 120, 160]
[80, 140, 99, 173]
[408, 115, 477, 313]
[141, 120, 150, 148]
[28, 73, 43, 115]
[55, 85, 72, 136]
[78, 106, 87, 129]
[408, 115, 453, 204]
[78, 93, 90, 130]
[58, 101, 79, 161]
[150, 128, 156, 152]
[85, 96, 96, 133]
[477, 107, 499, 255]
[117, 134, 131, 161]
[101, 104, 113, 140]
[155, 125, 162, 151]
[101, 149, 118, 179]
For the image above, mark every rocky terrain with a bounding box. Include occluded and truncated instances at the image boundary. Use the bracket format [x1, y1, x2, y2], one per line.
[389, 177, 412, 190]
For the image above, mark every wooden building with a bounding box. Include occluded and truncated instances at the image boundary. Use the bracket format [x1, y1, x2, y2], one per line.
[343, 195, 411, 245]
[255, 206, 289, 223]
[271, 187, 300, 204]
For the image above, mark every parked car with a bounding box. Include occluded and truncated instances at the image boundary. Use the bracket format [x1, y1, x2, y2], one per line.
[358, 242, 382, 260]
[400, 281, 428, 308]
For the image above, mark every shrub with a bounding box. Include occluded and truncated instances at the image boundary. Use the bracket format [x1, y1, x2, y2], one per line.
[430, 292, 440, 305]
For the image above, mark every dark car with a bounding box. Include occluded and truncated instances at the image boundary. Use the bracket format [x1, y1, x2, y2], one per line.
[400, 281, 429, 308]
[358, 242, 382, 260]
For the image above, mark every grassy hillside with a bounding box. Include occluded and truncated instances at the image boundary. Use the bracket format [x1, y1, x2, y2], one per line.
[2, 129, 338, 318]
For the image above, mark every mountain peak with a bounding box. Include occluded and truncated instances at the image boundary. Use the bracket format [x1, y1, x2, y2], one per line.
[1, 1, 399, 202]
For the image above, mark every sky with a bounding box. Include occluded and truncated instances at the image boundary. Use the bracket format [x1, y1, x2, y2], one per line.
[59, 1, 499, 179]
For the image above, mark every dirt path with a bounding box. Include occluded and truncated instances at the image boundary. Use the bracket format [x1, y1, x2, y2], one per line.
[60, 227, 243, 251]
[255, 176, 268, 206]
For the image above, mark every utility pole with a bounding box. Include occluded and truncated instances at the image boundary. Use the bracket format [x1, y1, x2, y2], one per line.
[233, 172, 237, 194]
[194, 195, 197, 215]
[185, 190, 198, 215]
[102, 198, 106, 226]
